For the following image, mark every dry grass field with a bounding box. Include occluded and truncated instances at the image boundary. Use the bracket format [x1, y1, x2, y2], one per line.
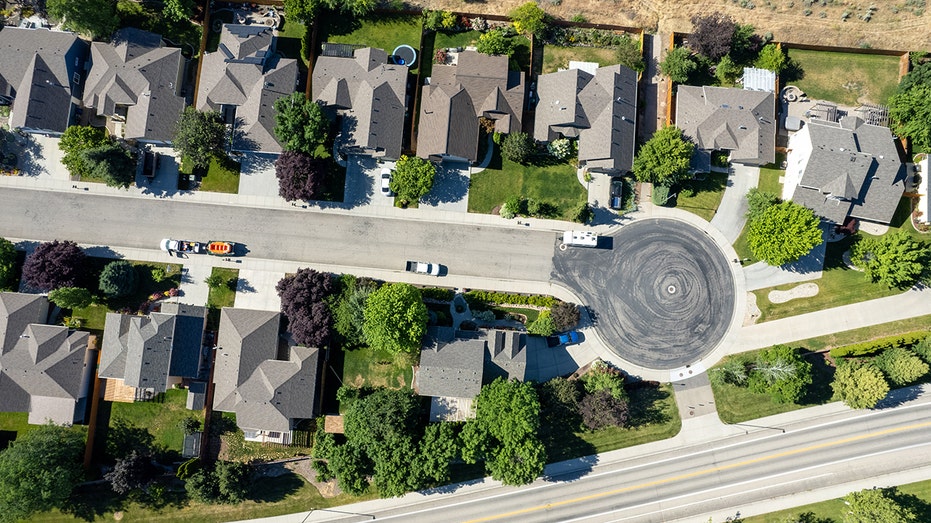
[413, 0, 931, 51]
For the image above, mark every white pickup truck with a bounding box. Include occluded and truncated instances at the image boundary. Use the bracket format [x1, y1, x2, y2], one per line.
[405, 261, 441, 276]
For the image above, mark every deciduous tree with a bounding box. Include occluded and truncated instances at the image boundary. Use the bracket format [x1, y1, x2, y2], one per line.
[390, 155, 436, 205]
[22, 240, 87, 291]
[476, 28, 514, 56]
[417, 422, 459, 485]
[748, 345, 812, 404]
[873, 347, 930, 387]
[162, 0, 194, 22]
[276, 268, 335, 348]
[173, 107, 226, 170]
[755, 43, 788, 73]
[526, 309, 556, 336]
[747, 201, 823, 266]
[99, 260, 138, 298]
[0, 424, 85, 523]
[509, 1, 548, 37]
[688, 13, 737, 61]
[46, 0, 119, 39]
[615, 34, 645, 72]
[581, 360, 627, 400]
[632, 126, 694, 186]
[84, 142, 135, 188]
[501, 132, 535, 164]
[59, 126, 109, 179]
[275, 150, 328, 202]
[580, 388, 629, 430]
[363, 283, 428, 353]
[659, 46, 697, 84]
[851, 231, 930, 289]
[831, 361, 889, 409]
[0, 237, 17, 291]
[273, 93, 330, 157]
[842, 487, 916, 523]
[105, 450, 158, 495]
[745, 187, 780, 222]
[550, 302, 580, 331]
[48, 287, 93, 310]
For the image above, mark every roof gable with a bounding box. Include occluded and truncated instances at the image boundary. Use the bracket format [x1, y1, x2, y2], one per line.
[676, 85, 775, 165]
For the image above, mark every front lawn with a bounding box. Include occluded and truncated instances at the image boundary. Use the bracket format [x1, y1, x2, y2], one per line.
[787, 48, 901, 106]
[542, 45, 618, 74]
[468, 148, 587, 221]
[342, 346, 417, 390]
[320, 13, 423, 73]
[206, 267, 238, 331]
[198, 155, 241, 193]
[794, 313, 931, 353]
[668, 172, 728, 221]
[751, 236, 903, 322]
[96, 389, 193, 459]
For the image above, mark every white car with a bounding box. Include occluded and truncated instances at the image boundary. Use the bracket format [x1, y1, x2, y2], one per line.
[160, 238, 205, 255]
[380, 168, 393, 196]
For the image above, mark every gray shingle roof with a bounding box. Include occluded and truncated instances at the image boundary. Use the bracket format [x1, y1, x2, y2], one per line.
[312, 47, 408, 159]
[417, 328, 526, 399]
[788, 117, 906, 224]
[82, 28, 186, 142]
[0, 27, 88, 133]
[196, 24, 299, 153]
[534, 64, 638, 173]
[485, 330, 527, 383]
[417, 51, 524, 162]
[0, 293, 90, 425]
[99, 305, 206, 393]
[212, 308, 319, 433]
[675, 85, 775, 165]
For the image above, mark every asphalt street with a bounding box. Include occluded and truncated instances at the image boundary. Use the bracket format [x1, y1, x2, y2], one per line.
[553, 218, 736, 369]
[0, 187, 557, 282]
[246, 399, 931, 523]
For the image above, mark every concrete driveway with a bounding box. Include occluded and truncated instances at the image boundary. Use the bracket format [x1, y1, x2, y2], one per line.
[421, 160, 470, 212]
[710, 163, 760, 243]
[344, 155, 394, 208]
[17, 134, 69, 181]
[239, 152, 280, 198]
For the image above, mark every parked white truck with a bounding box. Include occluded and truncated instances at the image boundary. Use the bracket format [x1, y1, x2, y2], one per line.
[405, 261, 441, 276]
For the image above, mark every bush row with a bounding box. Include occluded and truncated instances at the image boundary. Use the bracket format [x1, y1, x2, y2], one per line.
[420, 287, 456, 302]
[829, 331, 931, 358]
[464, 290, 557, 308]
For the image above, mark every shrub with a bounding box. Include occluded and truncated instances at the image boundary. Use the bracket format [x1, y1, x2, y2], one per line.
[828, 331, 931, 358]
[547, 138, 574, 160]
[913, 335, 931, 364]
[709, 357, 751, 386]
[22, 240, 86, 291]
[501, 195, 524, 219]
[420, 288, 455, 301]
[99, 260, 138, 298]
[551, 301, 580, 331]
[874, 347, 930, 387]
[571, 201, 593, 224]
[580, 388, 629, 430]
[527, 310, 557, 336]
[652, 185, 671, 206]
[463, 290, 557, 308]
[150, 267, 166, 283]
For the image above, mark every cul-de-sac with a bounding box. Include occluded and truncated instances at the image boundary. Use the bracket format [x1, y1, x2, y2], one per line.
[1, 1, 930, 522]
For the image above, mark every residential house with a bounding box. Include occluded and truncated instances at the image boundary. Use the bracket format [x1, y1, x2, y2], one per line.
[0, 27, 89, 134]
[417, 51, 524, 163]
[415, 327, 527, 421]
[675, 85, 776, 166]
[82, 28, 186, 144]
[312, 47, 408, 159]
[784, 116, 906, 224]
[196, 24, 299, 153]
[212, 308, 320, 444]
[99, 303, 206, 403]
[534, 62, 638, 174]
[0, 292, 93, 425]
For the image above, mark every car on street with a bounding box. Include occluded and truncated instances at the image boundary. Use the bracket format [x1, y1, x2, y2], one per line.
[381, 168, 393, 196]
[405, 261, 441, 276]
[160, 238, 205, 255]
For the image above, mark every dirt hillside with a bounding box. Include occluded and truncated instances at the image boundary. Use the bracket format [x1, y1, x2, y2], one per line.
[412, 0, 931, 51]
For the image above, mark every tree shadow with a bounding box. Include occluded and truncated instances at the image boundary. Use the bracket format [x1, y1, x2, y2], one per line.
[421, 162, 470, 205]
[874, 383, 924, 409]
[891, 489, 931, 522]
[249, 471, 305, 503]
[627, 382, 673, 426]
[236, 278, 256, 293]
[317, 9, 362, 40]
[61, 483, 126, 522]
[800, 350, 836, 405]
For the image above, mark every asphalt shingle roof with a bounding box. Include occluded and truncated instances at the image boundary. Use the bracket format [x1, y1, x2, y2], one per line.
[0, 27, 88, 133]
[675, 85, 775, 166]
[312, 47, 408, 159]
[417, 328, 527, 399]
[212, 308, 319, 433]
[82, 28, 186, 142]
[788, 117, 906, 224]
[534, 64, 638, 172]
[0, 293, 89, 425]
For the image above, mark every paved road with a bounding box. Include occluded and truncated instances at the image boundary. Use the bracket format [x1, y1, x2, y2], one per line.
[553, 219, 736, 369]
[241, 396, 931, 523]
[0, 187, 557, 282]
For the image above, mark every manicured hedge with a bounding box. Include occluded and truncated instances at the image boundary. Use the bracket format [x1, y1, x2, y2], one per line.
[420, 287, 456, 302]
[829, 331, 931, 358]
[464, 290, 557, 308]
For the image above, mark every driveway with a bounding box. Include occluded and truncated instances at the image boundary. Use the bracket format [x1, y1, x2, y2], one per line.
[238, 152, 280, 198]
[710, 163, 760, 243]
[16, 134, 69, 181]
[343, 155, 394, 208]
[421, 160, 470, 212]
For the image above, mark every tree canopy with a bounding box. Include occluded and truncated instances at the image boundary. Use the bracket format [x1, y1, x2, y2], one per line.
[873, 347, 930, 387]
[83, 142, 136, 188]
[509, 2, 548, 37]
[105, 450, 158, 495]
[282, 0, 377, 23]
[659, 46, 697, 84]
[461, 378, 546, 486]
[276, 268, 335, 348]
[615, 34, 645, 72]
[632, 126, 695, 186]
[842, 487, 917, 523]
[59, 126, 110, 179]
[22, 240, 87, 291]
[48, 287, 93, 310]
[755, 43, 788, 73]
[747, 201, 823, 266]
[273, 93, 331, 157]
[890, 83, 931, 152]
[99, 260, 138, 298]
[501, 132, 535, 164]
[332, 277, 375, 347]
[46, 0, 119, 39]
[173, 107, 227, 170]
[688, 13, 737, 61]
[362, 283, 428, 353]
[275, 151, 329, 202]
[476, 29, 515, 57]
[0, 237, 16, 292]
[851, 231, 930, 289]
[745, 187, 780, 222]
[831, 361, 889, 409]
[185, 461, 253, 504]
[162, 0, 194, 22]
[747, 345, 812, 404]
[0, 424, 86, 523]
[390, 155, 436, 205]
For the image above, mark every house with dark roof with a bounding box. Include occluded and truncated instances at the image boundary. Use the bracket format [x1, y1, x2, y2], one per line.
[212, 308, 320, 444]
[417, 51, 524, 163]
[196, 24, 299, 153]
[312, 47, 408, 159]
[0, 293, 92, 425]
[784, 116, 906, 224]
[0, 27, 89, 134]
[415, 327, 527, 421]
[534, 63, 638, 174]
[82, 28, 186, 144]
[99, 303, 206, 403]
[675, 85, 776, 166]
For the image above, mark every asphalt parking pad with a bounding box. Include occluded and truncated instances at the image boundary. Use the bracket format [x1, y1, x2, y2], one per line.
[553, 218, 735, 369]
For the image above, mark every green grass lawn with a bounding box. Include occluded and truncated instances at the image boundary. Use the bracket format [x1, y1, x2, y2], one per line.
[276, 18, 309, 68]
[542, 45, 618, 74]
[468, 148, 587, 221]
[0, 411, 38, 447]
[787, 48, 901, 106]
[206, 267, 238, 331]
[741, 477, 931, 522]
[99, 389, 193, 456]
[794, 313, 931, 353]
[435, 30, 481, 51]
[199, 156, 241, 193]
[493, 305, 540, 323]
[877, 197, 930, 242]
[342, 346, 417, 390]
[669, 172, 728, 221]
[321, 13, 423, 72]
